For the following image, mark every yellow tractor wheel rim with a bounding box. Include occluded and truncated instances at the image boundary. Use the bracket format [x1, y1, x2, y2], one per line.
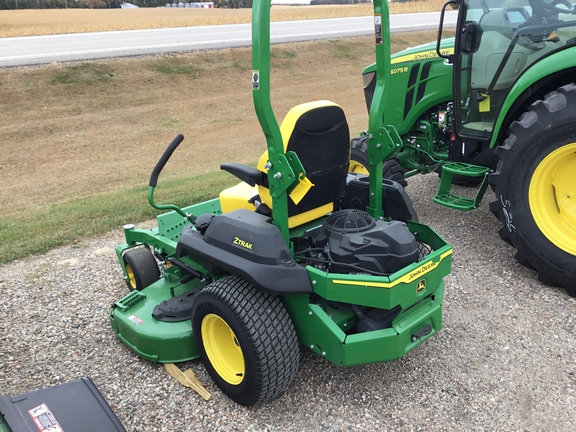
[529, 142, 576, 256]
[201, 313, 245, 385]
[349, 159, 369, 175]
[125, 264, 137, 290]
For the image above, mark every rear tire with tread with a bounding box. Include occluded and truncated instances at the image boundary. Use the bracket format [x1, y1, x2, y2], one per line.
[489, 83, 576, 296]
[350, 136, 408, 187]
[191, 276, 299, 406]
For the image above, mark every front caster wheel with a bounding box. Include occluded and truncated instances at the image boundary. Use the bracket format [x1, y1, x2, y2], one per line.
[123, 248, 160, 291]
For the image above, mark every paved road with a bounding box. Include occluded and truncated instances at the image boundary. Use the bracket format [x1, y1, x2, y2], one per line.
[0, 11, 457, 67]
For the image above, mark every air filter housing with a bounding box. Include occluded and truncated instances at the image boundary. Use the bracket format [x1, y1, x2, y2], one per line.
[323, 209, 376, 234]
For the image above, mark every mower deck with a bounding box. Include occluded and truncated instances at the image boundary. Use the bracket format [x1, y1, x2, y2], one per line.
[110, 277, 203, 363]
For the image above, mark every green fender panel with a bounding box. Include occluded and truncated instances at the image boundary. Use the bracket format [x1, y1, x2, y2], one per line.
[489, 50, 576, 148]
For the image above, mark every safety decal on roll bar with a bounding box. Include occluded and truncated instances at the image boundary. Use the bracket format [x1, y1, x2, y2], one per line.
[374, 14, 383, 45]
[252, 70, 260, 90]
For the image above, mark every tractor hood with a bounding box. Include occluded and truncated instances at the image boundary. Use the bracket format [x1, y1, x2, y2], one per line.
[363, 37, 455, 74]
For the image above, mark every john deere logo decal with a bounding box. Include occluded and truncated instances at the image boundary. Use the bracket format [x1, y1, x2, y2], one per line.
[417, 279, 426, 294]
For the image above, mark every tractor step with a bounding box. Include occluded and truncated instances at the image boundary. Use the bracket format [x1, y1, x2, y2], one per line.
[433, 162, 491, 211]
[440, 162, 490, 177]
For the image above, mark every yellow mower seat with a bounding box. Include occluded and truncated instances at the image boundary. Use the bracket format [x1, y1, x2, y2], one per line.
[219, 182, 259, 212]
[219, 100, 350, 228]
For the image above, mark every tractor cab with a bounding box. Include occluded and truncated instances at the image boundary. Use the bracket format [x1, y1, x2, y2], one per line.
[431, 0, 576, 210]
[446, 0, 576, 141]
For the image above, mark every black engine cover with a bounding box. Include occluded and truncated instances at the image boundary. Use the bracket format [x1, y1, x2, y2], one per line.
[326, 219, 419, 275]
[176, 209, 312, 294]
[201, 209, 290, 265]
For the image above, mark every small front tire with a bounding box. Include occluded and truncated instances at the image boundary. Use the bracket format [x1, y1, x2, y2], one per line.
[123, 248, 160, 291]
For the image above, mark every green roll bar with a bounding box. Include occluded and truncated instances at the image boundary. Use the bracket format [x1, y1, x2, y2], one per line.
[250, 0, 401, 242]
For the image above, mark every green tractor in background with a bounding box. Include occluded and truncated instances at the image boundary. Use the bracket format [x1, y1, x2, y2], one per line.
[354, 0, 576, 296]
[109, 0, 451, 407]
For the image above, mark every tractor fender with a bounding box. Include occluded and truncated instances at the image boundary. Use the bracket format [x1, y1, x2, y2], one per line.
[176, 210, 313, 295]
[489, 49, 576, 148]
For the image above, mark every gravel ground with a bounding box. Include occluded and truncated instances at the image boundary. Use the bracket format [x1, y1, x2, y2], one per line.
[1, 174, 575, 431]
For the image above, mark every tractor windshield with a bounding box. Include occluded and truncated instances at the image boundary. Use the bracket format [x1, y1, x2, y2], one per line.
[454, 0, 576, 140]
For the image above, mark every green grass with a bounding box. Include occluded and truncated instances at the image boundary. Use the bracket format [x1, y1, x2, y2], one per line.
[270, 50, 298, 59]
[52, 63, 115, 85]
[0, 171, 237, 264]
[328, 40, 358, 59]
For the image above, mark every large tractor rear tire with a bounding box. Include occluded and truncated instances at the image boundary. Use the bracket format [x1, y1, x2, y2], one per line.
[489, 83, 576, 296]
[191, 276, 299, 406]
[350, 136, 408, 187]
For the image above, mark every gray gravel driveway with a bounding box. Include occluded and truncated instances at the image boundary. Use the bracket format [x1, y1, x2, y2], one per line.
[1, 174, 575, 431]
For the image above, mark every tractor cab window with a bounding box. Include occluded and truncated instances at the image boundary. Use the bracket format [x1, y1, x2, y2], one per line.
[454, 0, 576, 140]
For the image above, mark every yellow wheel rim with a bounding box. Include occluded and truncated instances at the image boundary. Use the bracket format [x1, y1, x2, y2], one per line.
[349, 159, 369, 175]
[529, 142, 576, 255]
[125, 264, 137, 290]
[201, 313, 245, 385]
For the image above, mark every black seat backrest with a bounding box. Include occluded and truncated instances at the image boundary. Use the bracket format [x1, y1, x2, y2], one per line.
[279, 102, 350, 216]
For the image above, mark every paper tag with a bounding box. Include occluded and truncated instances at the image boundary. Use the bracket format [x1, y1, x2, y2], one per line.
[479, 94, 490, 113]
[289, 176, 314, 205]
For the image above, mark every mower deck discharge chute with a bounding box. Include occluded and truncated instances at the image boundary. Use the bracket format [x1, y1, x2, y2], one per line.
[109, 0, 452, 406]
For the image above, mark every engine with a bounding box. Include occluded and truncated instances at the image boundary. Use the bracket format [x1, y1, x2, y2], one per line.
[310, 209, 420, 275]
[180, 208, 422, 283]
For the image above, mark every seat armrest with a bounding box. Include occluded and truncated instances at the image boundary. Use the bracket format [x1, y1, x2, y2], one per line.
[220, 163, 264, 187]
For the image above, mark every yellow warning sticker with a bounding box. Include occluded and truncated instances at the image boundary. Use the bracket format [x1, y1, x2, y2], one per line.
[290, 176, 314, 204]
[479, 94, 491, 113]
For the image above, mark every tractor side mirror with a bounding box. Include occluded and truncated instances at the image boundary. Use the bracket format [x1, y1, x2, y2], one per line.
[437, 0, 458, 63]
[460, 22, 484, 55]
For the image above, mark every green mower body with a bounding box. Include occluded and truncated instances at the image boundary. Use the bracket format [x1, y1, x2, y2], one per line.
[110, 0, 452, 406]
[110, 203, 450, 366]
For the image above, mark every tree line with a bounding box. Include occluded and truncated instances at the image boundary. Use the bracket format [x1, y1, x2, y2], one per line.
[1, 0, 122, 9]
[0, 0, 236, 9]
[0, 0, 371, 10]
